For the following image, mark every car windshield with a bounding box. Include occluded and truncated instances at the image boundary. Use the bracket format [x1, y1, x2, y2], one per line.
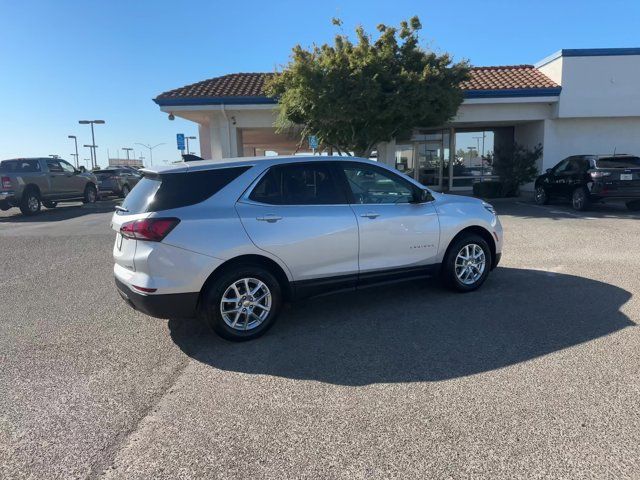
[596, 156, 640, 169]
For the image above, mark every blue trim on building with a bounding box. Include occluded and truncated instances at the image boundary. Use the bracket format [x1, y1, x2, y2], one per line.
[463, 87, 561, 98]
[153, 96, 278, 106]
[535, 47, 640, 67]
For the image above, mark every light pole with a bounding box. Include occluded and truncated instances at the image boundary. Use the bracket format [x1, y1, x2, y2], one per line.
[135, 143, 165, 166]
[185, 136, 196, 154]
[122, 147, 133, 162]
[67, 135, 80, 167]
[84, 145, 97, 169]
[79, 120, 105, 168]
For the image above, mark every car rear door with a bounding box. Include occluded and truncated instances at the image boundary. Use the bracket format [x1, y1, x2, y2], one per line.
[337, 161, 440, 275]
[236, 161, 359, 283]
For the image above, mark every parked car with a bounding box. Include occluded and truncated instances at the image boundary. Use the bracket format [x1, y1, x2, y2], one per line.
[112, 156, 503, 341]
[94, 167, 142, 197]
[0, 157, 98, 215]
[535, 154, 640, 211]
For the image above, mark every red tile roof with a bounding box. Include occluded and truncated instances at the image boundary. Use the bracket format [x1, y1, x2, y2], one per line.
[154, 66, 559, 104]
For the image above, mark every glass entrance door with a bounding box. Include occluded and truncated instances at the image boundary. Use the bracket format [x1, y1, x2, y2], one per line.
[412, 130, 450, 190]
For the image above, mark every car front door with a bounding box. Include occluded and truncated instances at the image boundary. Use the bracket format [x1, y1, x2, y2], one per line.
[236, 162, 359, 286]
[45, 159, 70, 198]
[548, 157, 575, 198]
[59, 159, 85, 197]
[337, 162, 440, 276]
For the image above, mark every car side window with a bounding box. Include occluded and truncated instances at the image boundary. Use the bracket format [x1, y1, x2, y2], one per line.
[341, 163, 415, 204]
[249, 163, 346, 205]
[59, 160, 75, 173]
[47, 160, 63, 173]
[553, 159, 571, 174]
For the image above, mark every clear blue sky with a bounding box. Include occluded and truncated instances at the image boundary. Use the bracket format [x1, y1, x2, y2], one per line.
[1, 0, 639, 167]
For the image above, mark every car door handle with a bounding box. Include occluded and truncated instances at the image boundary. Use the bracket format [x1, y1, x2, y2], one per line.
[360, 212, 380, 219]
[256, 214, 282, 223]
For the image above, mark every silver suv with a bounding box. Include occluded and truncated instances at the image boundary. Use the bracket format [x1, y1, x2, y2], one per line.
[112, 156, 503, 341]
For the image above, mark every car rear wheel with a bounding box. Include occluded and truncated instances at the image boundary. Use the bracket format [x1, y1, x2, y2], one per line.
[442, 234, 492, 292]
[83, 184, 98, 204]
[19, 189, 41, 216]
[571, 187, 590, 211]
[43, 201, 57, 209]
[534, 186, 549, 205]
[200, 265, 282, 341]
[626, 200, 640, 211]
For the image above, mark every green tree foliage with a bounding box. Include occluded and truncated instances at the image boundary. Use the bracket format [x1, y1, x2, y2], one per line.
[264, 16, 470, 157]
[493, 143, 542, 196]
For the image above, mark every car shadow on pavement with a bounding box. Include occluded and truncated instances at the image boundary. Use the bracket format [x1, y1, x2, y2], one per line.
[497, 200, 640, 220]
[0, 200, 119, 223]
[168, 267, 634, 386]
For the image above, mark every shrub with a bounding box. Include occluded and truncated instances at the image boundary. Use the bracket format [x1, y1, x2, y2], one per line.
[473, 181, 504, 198]
[493, 143, 542, 196]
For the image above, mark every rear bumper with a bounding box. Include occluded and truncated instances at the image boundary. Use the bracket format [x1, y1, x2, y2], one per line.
[590, 184, 640, 200]
[115, 277, 199, 319]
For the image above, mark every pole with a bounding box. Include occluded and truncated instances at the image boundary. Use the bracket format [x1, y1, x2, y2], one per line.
[90, 123, 96, 168]
[186, 137, 190, 155]
[73, 137, 79, 168]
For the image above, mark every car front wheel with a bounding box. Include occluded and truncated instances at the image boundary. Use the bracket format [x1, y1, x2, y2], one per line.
[534, 186, 549, 205]
[200, 265, 282, 341]
[442, 234, 492, 292]
[83, 184, 98, 204]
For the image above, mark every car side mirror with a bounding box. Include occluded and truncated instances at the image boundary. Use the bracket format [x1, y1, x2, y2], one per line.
[412, 188, 432, 204]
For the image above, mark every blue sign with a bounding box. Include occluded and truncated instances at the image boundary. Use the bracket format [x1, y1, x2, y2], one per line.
[308, 135, 318, 150]
[176, 133, 185, 151]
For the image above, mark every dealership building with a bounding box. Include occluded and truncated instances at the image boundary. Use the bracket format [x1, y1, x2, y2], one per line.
[154, 48, 640, 191]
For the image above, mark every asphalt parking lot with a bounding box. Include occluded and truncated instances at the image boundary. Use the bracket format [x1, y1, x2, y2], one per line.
[1, 199, 639, 479]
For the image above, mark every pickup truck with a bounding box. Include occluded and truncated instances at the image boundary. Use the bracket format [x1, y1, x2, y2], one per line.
[0, 158, 99, 215]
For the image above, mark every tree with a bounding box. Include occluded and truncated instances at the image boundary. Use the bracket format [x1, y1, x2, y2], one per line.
[493, 143, 542, 196]
[264, 16, 470, 157]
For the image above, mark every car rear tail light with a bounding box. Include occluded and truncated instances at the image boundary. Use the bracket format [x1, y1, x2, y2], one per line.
[590, 171, 611, 179]
[1, 176, 11, 189]
[120, 218, 180, 242]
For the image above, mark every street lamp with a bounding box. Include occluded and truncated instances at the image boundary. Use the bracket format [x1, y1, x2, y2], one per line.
[135, 142, 165, 166]
[68, 135, 79, 167]
[185, 136, 196, 154]
[84, 145, 97, 169]
[78, 120, 105, 168]
[122, 147, 133, 162]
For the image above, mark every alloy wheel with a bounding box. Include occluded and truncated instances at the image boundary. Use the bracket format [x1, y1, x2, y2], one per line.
[454, 243, 486, 285]
[28, 195, 39, 212]
[220, 278, 272, 331]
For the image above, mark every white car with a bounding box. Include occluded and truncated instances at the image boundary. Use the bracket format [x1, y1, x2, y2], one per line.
[112, 156, 503, 341]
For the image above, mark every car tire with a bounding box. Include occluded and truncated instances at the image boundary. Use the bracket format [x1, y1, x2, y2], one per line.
[19, 189, 41, 216]
[43, 201, 57, 209]
[626, 200, 640, 211]
[571, 187, 590, 211]
[534, 186, 549, 205]
[83, 184, 98, 204]
[442, 234, 492, 292]
[120, 184, 130, 198]
[199, 265, 282, 341]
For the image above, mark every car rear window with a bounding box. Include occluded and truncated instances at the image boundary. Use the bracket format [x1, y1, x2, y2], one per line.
[0, 160, 41, 172]
[119, 166, 249, 214]
[596, 156, 640, 169]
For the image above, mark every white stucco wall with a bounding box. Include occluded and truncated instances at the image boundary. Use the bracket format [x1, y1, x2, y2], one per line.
[554, 55, 640, 118]
[543, 116, 640, 169]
